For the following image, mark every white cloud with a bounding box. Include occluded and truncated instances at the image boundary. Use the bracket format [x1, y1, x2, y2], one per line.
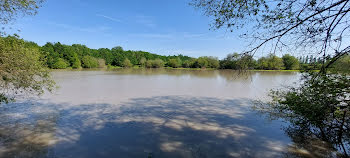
[96, 14, 123, 23]
[48, 22, 111, 33]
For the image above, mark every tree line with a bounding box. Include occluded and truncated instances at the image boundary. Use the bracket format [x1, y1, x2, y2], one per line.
[4, 36, 348, 71]
[39, 41, 221, 69]
[221, 53, 350, 72]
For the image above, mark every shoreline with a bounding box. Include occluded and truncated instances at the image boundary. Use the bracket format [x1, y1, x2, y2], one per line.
[50, 67, 303, 72]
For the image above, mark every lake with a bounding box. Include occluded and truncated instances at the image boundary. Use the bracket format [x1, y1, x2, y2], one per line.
[0, 69, 305, 158]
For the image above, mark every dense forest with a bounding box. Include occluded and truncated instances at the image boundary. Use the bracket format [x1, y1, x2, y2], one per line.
[6, 36, 349, 71]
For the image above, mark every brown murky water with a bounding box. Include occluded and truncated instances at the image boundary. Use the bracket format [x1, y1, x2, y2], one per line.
[0, 69, 308, 158]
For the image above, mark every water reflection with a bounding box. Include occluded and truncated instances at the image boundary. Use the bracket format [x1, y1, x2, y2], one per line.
[58, 68, 298, 80]
[1, 96, 292, 158]
[283, 128, 337, 157]
[107, 68, 298, 80]
[48, 70, 299, 105]
[0, 103, 59, 157]
[0, 70, 304, 158]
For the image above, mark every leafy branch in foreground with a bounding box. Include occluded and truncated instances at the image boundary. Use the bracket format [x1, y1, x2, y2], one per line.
[0, 0, 55, 104]
[0, 0, 44, 35]
[192, 0, 350, 64]
[256, 72, 350, 157]
[0, 36, 55, 103]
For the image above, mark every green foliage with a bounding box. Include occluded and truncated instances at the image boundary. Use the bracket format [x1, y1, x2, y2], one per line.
[0, 0, 55, 104]
[140, 57, 146, 67]
[97, 59, 106, 68]
[182, 59, 194, 68]
[257, 73, 350, 156]
[256, 54, 284, 70]
[193, 56, 220, 69]
[256, 57, 269, 70]
[7, 38, 327, 71]
[112, 46, 123, 52]
[146, 59, 165, 68]
[220, 53, 240, 69]
[81, 56, 98, 68]
[121, 58, 133, 68]
[39, 41, 195, 69]
[267, 54, 284, 70]
[220, 53, 256, 69]
[153, 59, 165, 68]
[0, 36, 55, 103]
[145, 60, 153, 68]
[51, 58, 68, 69]
[72, 58, 81, 69]
[282, 54, 299, 70]
[332, 54, 350, 73]
[196, 57, 209, 68]
[237, 55, 256, 70]
[206, 56, 220, 68]
[168, 58, 182, 68]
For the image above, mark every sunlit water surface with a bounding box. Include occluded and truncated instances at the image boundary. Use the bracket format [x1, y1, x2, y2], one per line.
[0, 69, 306, 158]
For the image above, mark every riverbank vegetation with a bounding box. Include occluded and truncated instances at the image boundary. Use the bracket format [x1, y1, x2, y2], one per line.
[38, 39, 350, 72]
[4, 36, 349, 72]
[0, 1, 55, 104]
[258, 72, 350, 157]
[0, 35, 55, 104]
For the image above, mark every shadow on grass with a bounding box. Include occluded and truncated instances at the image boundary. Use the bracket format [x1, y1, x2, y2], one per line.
[0, 96, 314, 158]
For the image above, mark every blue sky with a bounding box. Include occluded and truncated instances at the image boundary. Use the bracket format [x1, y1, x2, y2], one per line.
[10, 0, 247, 59]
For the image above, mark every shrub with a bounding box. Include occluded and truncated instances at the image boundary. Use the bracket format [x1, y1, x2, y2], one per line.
[81, 56, 98, 68]
[140, 57, 146, 67]
[52, 58, 69, 69]
[122, 58, 133, 68]
[206, 56, 220, 68]
[146, 59, 164, 68]
[98, 59, 106, 68]
[152, 59, 165, 68]
[196, 57, 209, 68]
[168, 58, 182, 68]
[72, 59, 81, 69]
[182, 60, 193, 68]
[282, 54, 300, 70]
[258, 73, 350, 156]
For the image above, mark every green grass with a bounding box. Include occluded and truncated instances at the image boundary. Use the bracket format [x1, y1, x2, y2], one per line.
[106, 65, 122, 69]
